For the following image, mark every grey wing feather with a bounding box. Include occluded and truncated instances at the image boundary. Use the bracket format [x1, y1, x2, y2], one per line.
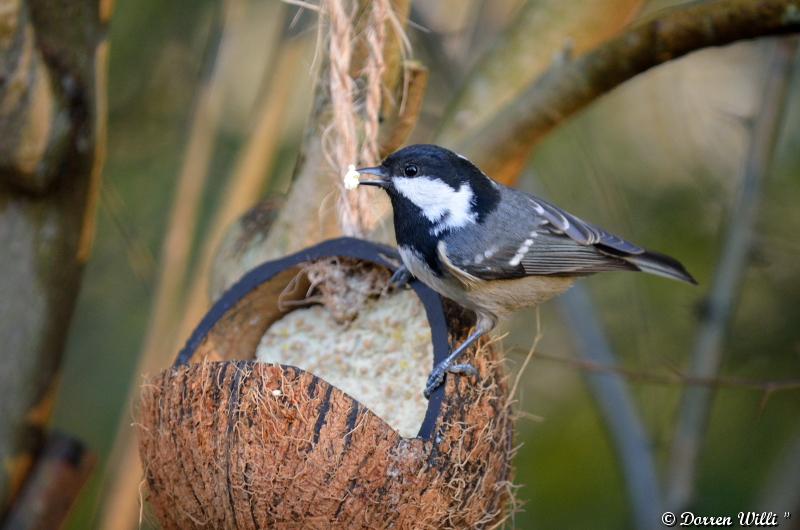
[534, 196, 644, 255]
[445, 187, 640, 281]
[459, 232, 635, 280]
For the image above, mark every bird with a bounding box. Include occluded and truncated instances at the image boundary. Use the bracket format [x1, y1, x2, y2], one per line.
[355, 144, 696, 398]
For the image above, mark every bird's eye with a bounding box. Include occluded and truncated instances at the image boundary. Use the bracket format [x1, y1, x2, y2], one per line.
[404, 164, 418, 177]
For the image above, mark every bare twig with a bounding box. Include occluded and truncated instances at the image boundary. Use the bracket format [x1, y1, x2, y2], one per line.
[101, 183, 157, 283]
[507, 309, 541, 407]
[557, 286, 663, 529]
[529, 350, 800, 395]
[456, 0, 800, 184]
[666, 37, 798, 512]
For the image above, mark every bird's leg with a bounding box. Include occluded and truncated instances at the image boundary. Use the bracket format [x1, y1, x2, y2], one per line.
[424, 315, 494, 398]
[424, 330, 484, 398]
[388, 265, 412, 289]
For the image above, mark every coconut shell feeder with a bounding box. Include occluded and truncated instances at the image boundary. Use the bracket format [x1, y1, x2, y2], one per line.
[138, 237, 515, 529]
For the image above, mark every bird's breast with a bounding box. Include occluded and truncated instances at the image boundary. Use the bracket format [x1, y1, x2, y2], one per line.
[398, 245, 475, 309]
[399, 245, 575, 319]
[466, 275, 575, 318]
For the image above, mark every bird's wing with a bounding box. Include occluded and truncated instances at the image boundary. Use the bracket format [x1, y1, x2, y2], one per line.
[530, 195, 644, 256]
[447, 230, 636, 281]
[443, 190, 639, 281]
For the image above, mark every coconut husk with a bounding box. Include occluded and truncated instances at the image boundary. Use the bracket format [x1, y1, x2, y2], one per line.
[137, 238, 515, 529]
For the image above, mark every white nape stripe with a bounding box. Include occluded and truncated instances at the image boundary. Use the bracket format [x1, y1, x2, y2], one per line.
[457, 152, 499, 188]
[393, 176, 477, 234]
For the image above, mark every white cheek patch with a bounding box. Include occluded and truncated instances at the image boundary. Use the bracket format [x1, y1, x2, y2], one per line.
[393, 176, 477, 234]
[393, 176, 471, 222]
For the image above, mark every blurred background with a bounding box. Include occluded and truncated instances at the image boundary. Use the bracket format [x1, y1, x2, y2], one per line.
[4, 0, 797, 528]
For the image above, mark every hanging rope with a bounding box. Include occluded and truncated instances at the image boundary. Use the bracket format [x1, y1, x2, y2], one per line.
[321, 0, 398, 237]
[359, 0, 388, 167]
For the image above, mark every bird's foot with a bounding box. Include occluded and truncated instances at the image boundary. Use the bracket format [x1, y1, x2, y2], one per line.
[389, 266, 412, 289]
[423, 369, 444, 399]
[423, 362, 478, 398]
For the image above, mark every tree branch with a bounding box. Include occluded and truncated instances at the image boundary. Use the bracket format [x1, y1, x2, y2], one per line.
[436, 0, 642, 159]
[0, 0, 109, 514]
[455, 0, 800, 184]
[557, 286, 663, 529]
[1, 433, 94, 530]
[666, 36, 798, 512]
[0, 0, 71, 192]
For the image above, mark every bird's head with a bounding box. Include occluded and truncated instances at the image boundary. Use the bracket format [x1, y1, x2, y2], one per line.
[357, 144, 500, 232]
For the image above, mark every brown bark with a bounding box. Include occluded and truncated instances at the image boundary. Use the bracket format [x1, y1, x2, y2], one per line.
[1, 433, 95, 530]
[0, 0, 108, 516]
[436, 0, 643, 154]
[0, 0, 69, 192]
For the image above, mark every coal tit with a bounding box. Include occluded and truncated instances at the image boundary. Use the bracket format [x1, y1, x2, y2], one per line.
[356, 144, 696, 398]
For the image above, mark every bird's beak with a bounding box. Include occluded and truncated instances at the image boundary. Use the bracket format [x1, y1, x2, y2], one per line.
[356, 166, 389, 188]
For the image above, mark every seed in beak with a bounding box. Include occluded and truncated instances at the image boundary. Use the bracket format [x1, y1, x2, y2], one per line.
[343, 164, 360, 190]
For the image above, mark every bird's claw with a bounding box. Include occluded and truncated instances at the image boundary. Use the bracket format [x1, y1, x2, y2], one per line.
[423, 363, 478, 398]
[448, 363, 478, 377]
[424, 369, 445, 399]
[389, 266, 412, 289]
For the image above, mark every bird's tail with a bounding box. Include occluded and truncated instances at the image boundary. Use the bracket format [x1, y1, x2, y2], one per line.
[624, 249, 697, 285]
